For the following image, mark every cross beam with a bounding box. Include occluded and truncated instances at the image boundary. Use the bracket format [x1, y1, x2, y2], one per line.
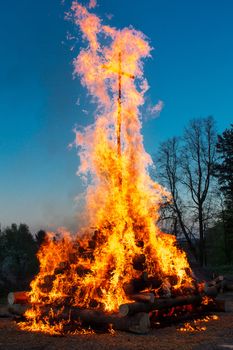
[102, 52, 135, 158]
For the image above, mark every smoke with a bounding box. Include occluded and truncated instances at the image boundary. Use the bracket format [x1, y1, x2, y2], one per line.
[88, 0, 97, 9]
[147, 100, 164, 118]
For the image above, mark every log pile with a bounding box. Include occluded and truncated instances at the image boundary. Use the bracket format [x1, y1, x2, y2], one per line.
[2, 274, 233, 334]
[207, 275, 233, 293]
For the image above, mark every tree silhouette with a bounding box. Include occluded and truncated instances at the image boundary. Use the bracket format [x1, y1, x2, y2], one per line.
[0, 223, 38, 293]
[35, 230, 46, 247]
[215, 124, 233, 263]
[155, 117, 218, 266]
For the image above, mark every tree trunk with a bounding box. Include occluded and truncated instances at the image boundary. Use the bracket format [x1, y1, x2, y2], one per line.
[198, 207, 205, 266]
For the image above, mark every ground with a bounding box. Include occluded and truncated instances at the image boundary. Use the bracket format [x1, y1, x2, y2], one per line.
[0, 312, 233, 350]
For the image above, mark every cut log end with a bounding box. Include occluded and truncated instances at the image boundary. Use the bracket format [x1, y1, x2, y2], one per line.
[8, 291, 29, 305]
[128, 312, 150, 334]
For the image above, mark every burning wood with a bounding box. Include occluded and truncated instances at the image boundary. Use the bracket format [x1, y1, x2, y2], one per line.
[39, 307, 150, 334]
[8, 292, 29, 305]
[119, 295, 203, 316]
[5, 274, 233, 333]
[129, 292, 155, 303]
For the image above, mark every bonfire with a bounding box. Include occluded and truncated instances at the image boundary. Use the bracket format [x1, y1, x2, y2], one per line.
[15, 1, 219, 335]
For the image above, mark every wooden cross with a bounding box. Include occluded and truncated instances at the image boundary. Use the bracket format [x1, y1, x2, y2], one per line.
[102, 52, 135, 158]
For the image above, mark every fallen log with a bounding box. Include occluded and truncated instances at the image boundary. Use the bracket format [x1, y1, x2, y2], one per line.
[119, 294, 202, 316]
[8, 291, 29, 305]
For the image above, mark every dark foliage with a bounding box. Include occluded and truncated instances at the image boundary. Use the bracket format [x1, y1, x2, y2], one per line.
[0, 224, 39, 295]
[215, 124, 233, 263]
[35, 230, 46, 247]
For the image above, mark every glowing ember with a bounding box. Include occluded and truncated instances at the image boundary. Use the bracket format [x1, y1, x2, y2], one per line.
[19, 1, 198, 334]
[178, 315, 219, 332]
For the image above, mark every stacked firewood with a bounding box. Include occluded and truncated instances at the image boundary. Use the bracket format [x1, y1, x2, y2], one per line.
[3, 274, 233, 334]
[207, 275, 233, 293]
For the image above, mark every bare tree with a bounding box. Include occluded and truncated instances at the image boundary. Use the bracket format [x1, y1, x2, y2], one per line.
[154, 117, 217, 266]
[180, 116, 217, 265]
[156, 137, 198, 259]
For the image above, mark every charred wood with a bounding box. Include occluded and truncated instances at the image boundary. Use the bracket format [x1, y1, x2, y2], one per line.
[147, 276, 163, 290]
[32, 306, 150, 334]
[119, 294, 203, 316]
[123, 273, 148, 295]
[132, 254, 146, 271]
[66, 309, 150, 334]
[129, 292, 155, 303]
[8, 304, 30, 316]
[8, 303, 150, 334]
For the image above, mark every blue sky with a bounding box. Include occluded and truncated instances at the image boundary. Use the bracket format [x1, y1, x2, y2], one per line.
[0, 0, 232, 232]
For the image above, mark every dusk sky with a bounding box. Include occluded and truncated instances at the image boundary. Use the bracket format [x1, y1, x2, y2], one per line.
[0, 0, 232, 233]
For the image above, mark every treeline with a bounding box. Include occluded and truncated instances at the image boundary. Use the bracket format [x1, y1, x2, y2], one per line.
[0, 224, 45, 296]
[154, 118, 233, 267]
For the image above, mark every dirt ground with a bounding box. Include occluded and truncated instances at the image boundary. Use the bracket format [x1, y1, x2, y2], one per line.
[0, 311, 233, 350]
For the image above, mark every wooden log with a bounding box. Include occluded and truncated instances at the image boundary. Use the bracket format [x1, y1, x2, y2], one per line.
[147, 276, 163, 289]
[8, 291, 29, 305]
[119, 302, 149, 316]
[38, 275, 56, 293]
[130, 293, 155, 303]
[119, 294, 203, 316]
[8, 304, 150, 334]
[208, 276, 224, 289]
[8, 304, 30, 315]
[123, 273, 148, 295]
[208, 279, 233, 293]
[203, 285, 218, 297]
[33, 306, 151, 334]
[210, 275, 224, 284]
[54, 261, 70, 275]
[76, 265, 92, 277]
[204, 298, 233, 313]
[68, 309, 150, 334]
[132, 254, 146, 271]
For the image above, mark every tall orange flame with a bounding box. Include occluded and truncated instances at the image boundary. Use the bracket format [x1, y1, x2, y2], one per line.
[20, 1, 196, 333]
